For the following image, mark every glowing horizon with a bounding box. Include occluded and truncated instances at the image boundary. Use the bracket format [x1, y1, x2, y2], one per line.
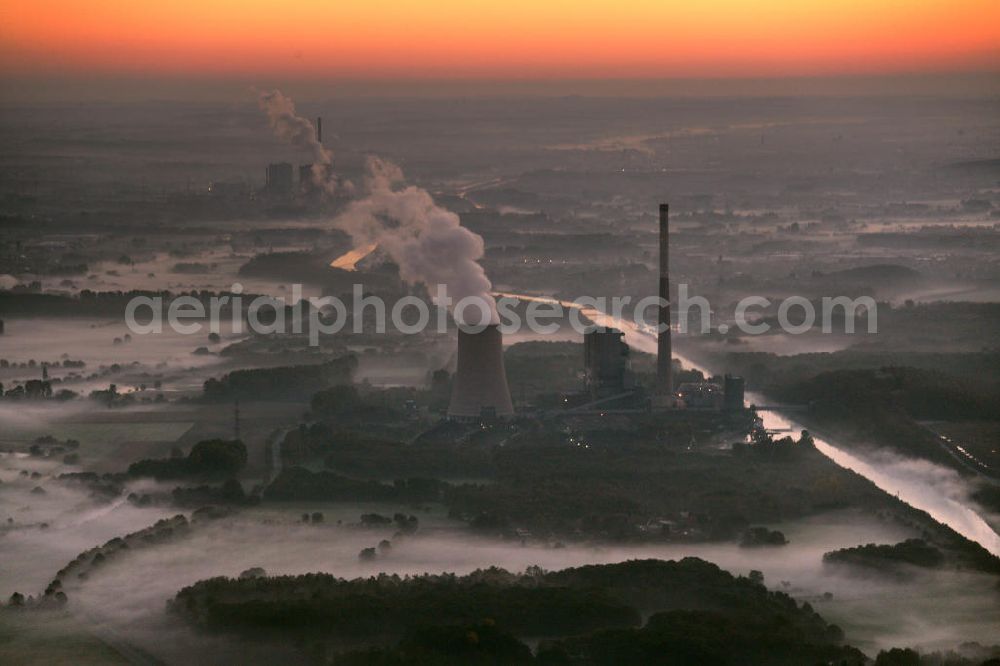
[1, 1, 998, 79]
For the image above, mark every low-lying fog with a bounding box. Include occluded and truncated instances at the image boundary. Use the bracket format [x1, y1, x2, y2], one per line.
[1, 447, 997, 661]
[26, 242, 329, 299]
[586, 306, 1000, 559]
[0, 316, 246, 395]
[750, 392, 1000, 557]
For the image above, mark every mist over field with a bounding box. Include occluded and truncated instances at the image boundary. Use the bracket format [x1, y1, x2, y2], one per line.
[2, 64, 1000, 665]
[3, 441, 997, 660]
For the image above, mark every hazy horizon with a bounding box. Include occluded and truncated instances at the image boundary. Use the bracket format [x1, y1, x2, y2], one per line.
[2, 71, 999, 105]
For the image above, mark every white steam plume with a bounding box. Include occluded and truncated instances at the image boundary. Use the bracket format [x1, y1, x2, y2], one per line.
[255, 89, 497, 325]
[336, 156, 499, 326]
[257, 89, 339, 194]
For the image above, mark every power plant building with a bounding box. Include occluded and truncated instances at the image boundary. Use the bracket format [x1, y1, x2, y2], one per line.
[299, 164, 314, 193]
[265, 162, 294, 197]
[584, 327, 633, 398]
[677, 382, 723, 409]
[448, 324, 514, 421]
[724, 375, 746, 412]
[301, 163, 333, 195]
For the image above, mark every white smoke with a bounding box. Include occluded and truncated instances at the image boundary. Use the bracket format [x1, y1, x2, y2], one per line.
[256, 90, 497, 325]
[257, 89, 340, 194]
[336, 156, 499, 326]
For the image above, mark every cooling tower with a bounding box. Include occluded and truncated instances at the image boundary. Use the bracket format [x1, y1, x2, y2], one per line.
[448, 324, 514, 420]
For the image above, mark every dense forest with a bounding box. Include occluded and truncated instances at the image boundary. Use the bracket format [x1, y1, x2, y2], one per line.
[824, 539, 946, 571]
[202, 355, 357, 401]
[171, 558, 864, 664]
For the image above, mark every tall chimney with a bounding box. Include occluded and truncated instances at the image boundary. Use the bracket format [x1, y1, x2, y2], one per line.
[316, 116, 323, 144]
[657, 203, 672, 394]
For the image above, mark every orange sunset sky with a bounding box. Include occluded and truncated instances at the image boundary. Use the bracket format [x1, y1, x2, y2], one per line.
[1, 0, 999, 79]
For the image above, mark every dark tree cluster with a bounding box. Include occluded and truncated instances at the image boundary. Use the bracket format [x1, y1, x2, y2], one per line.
[264, 467, 447, 504]
[203, 355, 357, 401]
[4, 515, 192, 609]
[169, 558, 861, 664]
[823, 539, 945, 571]
[740, 526, 789, 547]
[171, 478, 253, 507]
[128, 439, 247, 480]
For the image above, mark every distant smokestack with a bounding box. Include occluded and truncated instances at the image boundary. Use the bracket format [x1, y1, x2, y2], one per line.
[448, 325, 514, 420]
[317, 116, 322, 144]
[657, 203, 672, 394]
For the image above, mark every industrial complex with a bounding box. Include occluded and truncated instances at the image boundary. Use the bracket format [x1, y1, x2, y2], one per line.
[445, 202, 746, 422]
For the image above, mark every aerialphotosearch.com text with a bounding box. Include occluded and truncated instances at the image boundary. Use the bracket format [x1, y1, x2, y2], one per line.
[124, 282, 877, 345]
